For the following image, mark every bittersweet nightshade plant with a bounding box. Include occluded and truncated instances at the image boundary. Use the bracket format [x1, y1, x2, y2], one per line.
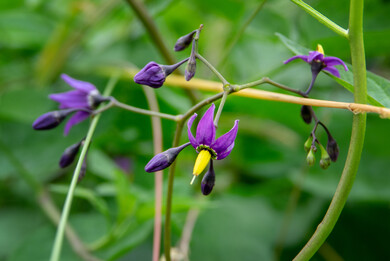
[188, 104, 239, 184]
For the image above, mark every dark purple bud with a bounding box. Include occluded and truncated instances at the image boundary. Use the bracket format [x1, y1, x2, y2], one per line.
[326, 134, 339, 162]
[145, 142, 191, 172]
[33, 109, 75, 130]
[185, 55, 196, 81]
[59, 139, 84, 168]
[134, 62, 166, 88]
[300, 105, 312, 124]
[78, 157, 87, 182]
[201, 160, 215, 196]
[174, 30, 196, 52]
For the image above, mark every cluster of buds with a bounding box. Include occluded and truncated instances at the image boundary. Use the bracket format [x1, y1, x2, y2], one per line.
[133, 25, 203, 88]
[32, 74, 108, 180]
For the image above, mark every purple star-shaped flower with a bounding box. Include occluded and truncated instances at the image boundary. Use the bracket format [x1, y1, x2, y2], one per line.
[188, 104, 239, 183]
[284, 44, 348, 78]
[49, 74, 102, 135]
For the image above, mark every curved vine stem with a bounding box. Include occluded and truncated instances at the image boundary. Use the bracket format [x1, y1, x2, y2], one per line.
[293, 0, 367, 259]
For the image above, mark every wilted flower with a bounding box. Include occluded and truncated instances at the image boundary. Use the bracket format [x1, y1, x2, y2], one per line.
[300, 105, 312, 124]
[134, 59, 188, 88]
[145, 142, 191, 172]
[326, 133, 339, 162]
[284, 44, 348, 78]
[33, 74, 108, 135]
[188, 104, 239, 183]
[174, 30, 196, 52]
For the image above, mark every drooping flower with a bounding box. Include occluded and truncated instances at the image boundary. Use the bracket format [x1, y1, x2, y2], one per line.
[284, 44, 348, 78]
[134, 59, 189, 88]
[188, 104, 239, 184]
[47, 74, 107, 135]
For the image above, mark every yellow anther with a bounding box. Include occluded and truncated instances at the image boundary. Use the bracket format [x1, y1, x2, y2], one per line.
[193, 150, 211, 176]
[316, 44, 325, 55]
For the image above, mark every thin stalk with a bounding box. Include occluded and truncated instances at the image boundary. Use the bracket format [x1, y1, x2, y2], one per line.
[142, 86, 164, 261]
[214, 91, 229, 127]
[196, 53, 229, 86]
[290, 0, 349, 39]
[164, 122, 185, 261]
[50, 76, 118, 261]
[293, 0, 367, 259]
[93, 97, 179, 121]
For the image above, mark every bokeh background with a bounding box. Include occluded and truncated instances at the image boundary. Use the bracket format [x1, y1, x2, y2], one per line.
[1, 0, 390, 260]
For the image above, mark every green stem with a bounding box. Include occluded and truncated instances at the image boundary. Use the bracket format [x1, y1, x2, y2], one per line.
[164, 121, 185, 261]
[293, 0, 366, 259]
[290, 0, 349, 39]
[196, 53, 229, 86]
[50, 76, 118, 261]
[213, 91, 229, 127]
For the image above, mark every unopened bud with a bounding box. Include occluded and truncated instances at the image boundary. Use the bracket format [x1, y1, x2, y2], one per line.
[33, 109, 75, 130]
[326, 134, 339, 162]
[306, 149, 316, 166]
[319, 144, 331, 169]
[201, 160, 215, 196]
[300, 105, 312, 124]
[59, 139, 84, 168]
[145, 142, 190, 172]
[185, 54, 196, 81]
[174, 30, 196, 52]
[304, 135, 313, 152]
[78, 156, 87, 182]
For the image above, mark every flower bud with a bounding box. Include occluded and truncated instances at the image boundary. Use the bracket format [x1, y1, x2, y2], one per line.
[319, 144, 331, 169]
[185, 54, 196, 81]
[78, 157, 87, 182]
[201, 160, 215, 196]
[306, 149, 316, 166]
[300, 105, 312, 124]
[326, 134, 339, 162]
[59, 139, 84, 168]
[174, 30, 196, 52]
[145, 142, 190, 173]
[304, 135, 313, 153]
[32, 109, 75, 130]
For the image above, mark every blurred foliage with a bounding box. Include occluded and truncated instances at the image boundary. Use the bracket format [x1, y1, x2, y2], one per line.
[1, 0, 390, 260]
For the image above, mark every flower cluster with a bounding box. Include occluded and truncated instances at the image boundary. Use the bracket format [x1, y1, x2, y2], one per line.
[145, 104, 239, 195]
[33, 74, 109, 179]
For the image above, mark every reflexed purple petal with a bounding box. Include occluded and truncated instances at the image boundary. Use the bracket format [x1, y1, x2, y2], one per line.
[64, 111, 90, 136]
[187, 113, 198, 148]
[61, 74, 96, 93]
[323, 66, 340, 78]
[216, 142, 235, 160]
[49, 90, 89, 109]
[307, 51, 324, 63]
[323, 57, 348, 71]
[284, 55, 309, 64]
[196, 104, 216, 146]
[212, 120, 239, 158]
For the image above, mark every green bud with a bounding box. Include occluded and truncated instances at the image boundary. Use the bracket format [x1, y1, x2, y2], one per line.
[306, 149, 316, 166]
[304, 135, 313, 152]
[319, 143, 331, 169]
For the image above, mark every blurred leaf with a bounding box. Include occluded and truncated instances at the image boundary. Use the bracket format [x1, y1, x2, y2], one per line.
[114, 170, 137, 223]
[88, 149, 124, 180]
[277, 33, 390, 107]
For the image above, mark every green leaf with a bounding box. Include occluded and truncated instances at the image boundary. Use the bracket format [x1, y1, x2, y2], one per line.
[276, 33, 390, 107]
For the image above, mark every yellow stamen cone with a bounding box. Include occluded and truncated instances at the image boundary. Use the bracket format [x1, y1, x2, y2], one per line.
[316, 44, 324, 55]
[193, 150, 211, 176]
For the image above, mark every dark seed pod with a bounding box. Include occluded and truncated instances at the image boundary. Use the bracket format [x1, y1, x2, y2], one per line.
[201, 160, 215, 196]
[145, 142, 191, 172]
[300, 105, 312, 124]
[326, 134, 339, 162]
[174, 30, 196, 52]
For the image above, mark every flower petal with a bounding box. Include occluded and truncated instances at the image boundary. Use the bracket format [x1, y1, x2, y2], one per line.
[284, 55, 309, 64]
[307, 51, 324, 63]
[216, 142, 235, 160]
[323, 66, 340, 78]
[196, 104, 216, 146]
[211, 120, 239, 158]
[63, 111, 90, 136]
[323, 57, 348, 71]
[187, 113, 198, 149]
[49, 90, 89, 109]
[61, 74, 96, 93]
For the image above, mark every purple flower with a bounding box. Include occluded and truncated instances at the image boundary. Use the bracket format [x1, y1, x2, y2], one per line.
[284, 44, 348, 78]
[48, 74, 105, 135]
[134, 59, 188, 88]
[188, 104, 239, 183]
